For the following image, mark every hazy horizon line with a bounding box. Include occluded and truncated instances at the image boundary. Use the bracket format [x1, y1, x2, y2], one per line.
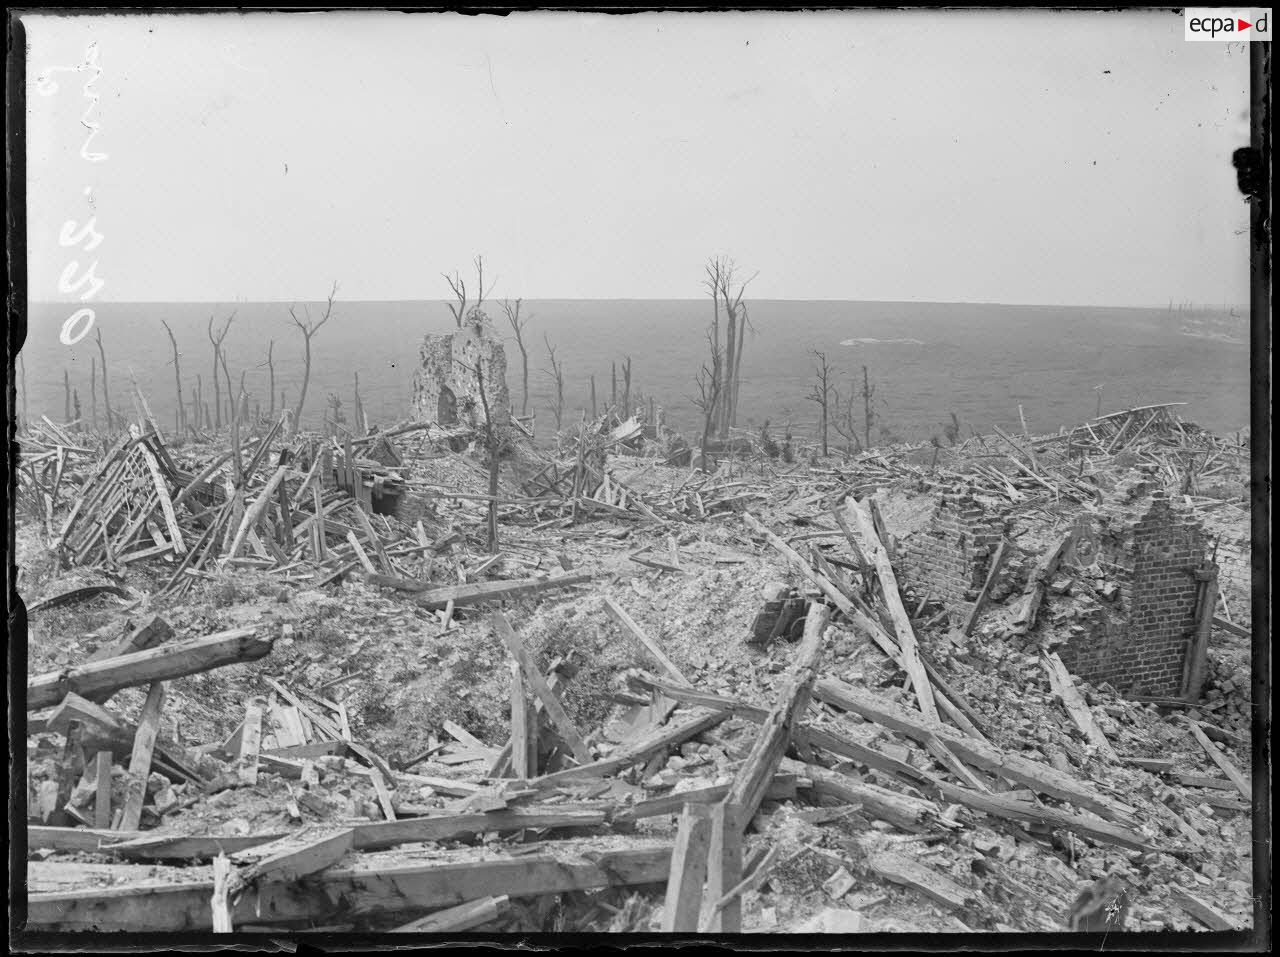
[26, 297, 1250, 311]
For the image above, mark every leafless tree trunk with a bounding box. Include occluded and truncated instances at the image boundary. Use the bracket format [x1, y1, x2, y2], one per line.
[63, 370, 71, 422]
[265, 340, 276, 418]
[621, 356, 632, 417]
[703, 257, 756, 439]
[611, 362, 617, 411]
[589, 375, 597, 418]
[499, 298, 530, 416]
[194, 375, 203, 431]
[160, 320, 186, 436]
[543, 334, 565, 431]
[445, 255, 495, 327]
[189, 385, 199, 433]
[73, 388, 82, 428]
[206, 312, 233, 429]
[217, 346, 234, 426]
[861, 365, 876, 450]
[806, 350, 834, 457]
[832, 383, 863, 456]
[289, 281, 339, 431]
[689, 332, 724, 472]
[353, 371, 366, 435]
[94, 327, 115, 430]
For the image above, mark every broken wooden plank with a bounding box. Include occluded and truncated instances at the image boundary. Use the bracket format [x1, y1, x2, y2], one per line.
[391, 896, 510, 933]
[28, 825, 147, 853]
[28, 842, 675, 932]
[351, 807, 608, 852]
[662, 804, 711, 932]
[1188, 722, 1250, 801]
[29, 628, 270, 711]
[211, 854, 235, 933]
[842, 497, 938, 723]
[725, 603, 831, 828]
[698, 801, 743, 932]
[84, 615, 173, 665]
[26, 583, 127, 615]
[523, 707, 728, 791]
[118, 682, 166, 831]
[416, 573, 595, 611]
[93, 750, 112, 829]
[812, 677, 1137, 823]
[490, 612, 593, 766]
[239, 702, 263, 786]
[240, 828, 355, 885]
[509, 662, 532, 780]
[1042, 652, 1118, 759]
[100, 832, 290, 861]
[962, 538, 1008, 636]
[1010, 532, 1072, 630]
[867, 850, 974, 911]
[614, 774, 802, 824]
[713, 842, 782, 913]
[1170, 887, 1243, 931]
[601, 595, 688, 682]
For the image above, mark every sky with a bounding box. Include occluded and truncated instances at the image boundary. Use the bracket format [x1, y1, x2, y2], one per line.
[24, 10, 1252, 306]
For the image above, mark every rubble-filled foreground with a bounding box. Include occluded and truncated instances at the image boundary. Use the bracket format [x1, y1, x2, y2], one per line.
[17, 400, 1256, 935]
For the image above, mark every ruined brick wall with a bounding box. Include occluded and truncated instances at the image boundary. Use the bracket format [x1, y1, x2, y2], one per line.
[897, 490, 1005, 610]
[411, 314, 511, 429]
[1060, 491, 1208, 697]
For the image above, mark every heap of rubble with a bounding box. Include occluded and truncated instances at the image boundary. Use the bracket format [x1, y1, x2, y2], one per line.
[18, 389, 1255, 937]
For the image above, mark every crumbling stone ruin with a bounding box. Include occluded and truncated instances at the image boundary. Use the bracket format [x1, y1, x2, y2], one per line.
[411, 311, 512, 430]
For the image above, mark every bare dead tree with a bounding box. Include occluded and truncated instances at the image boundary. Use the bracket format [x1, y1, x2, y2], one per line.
[688, 333, 724, 471]
[94, 326, 115, 430]
[63, 369, 71, 422]
[832, 382, 863, 456]
[194, 375, 203, 431]
[353, 371, 366, 435]
[160, 320, 186, 435]
[217, 346, 234, 426]
[444, 255, 496, 328]
[861, 365, 876, 450]
[543, 333, 565, 431]
[206, 312, 234, 429]
[589, 375, 598, 418]
[703, 257, 757, 439]
[621, 355, 632, 418]
[73, 388, 82, 427]
[288, 281, 339, 430]
[611, 362, 617, 411]
[265, 340, 276, 418]
[499, 298, 530, 416]
[806, 350, 835, 457]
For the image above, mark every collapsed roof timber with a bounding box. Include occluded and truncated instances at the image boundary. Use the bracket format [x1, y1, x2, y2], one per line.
[18, 326, 1254, 936]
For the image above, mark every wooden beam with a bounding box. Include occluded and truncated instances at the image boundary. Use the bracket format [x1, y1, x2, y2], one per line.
[118, 682, 166, 831]
[698, 801, 743, 932]
[1170, 887, 1242, 931]
[523, 707, 728, 791]
[509, 662, 532, 780]
[240, 828, 355, 885]
[661, 804, 711, 932]
[224, 464, 289, 562]
[1042, 652, 1118, 759]
[812, 677, 1137, 823]
[391, 896, 510, 933]
[490, 612, 593, 766]
[29, 628, 270, 711]
[962, 539, 1008, 637]
[28, 842, 675, 932]
[1188, 722, 1250, 801]
[93, 750, 113, 829]
[615, 775, 802, 824]
[601, 595, 687, 682]
[415, 574, 595, 611]
[85, 615, 173, 664]
[1010, 532, 1072, 631]
[725, 603, 831, 828]
[842, 497, 938, 723]
[867, 851, 974, 911]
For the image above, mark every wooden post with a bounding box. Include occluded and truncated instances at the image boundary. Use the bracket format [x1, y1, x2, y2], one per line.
[93, 750, 113, 829]
[962, 538, 1009, 637]
[698, 801, 743, 932]
[510, 662, 531, 780]
[661, 804, 711, 932]
[1182, 567, 1218, 701]
[118, 682, 166, 831]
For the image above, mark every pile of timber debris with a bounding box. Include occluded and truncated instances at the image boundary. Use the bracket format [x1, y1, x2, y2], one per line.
[19, 401, 1255, 936]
